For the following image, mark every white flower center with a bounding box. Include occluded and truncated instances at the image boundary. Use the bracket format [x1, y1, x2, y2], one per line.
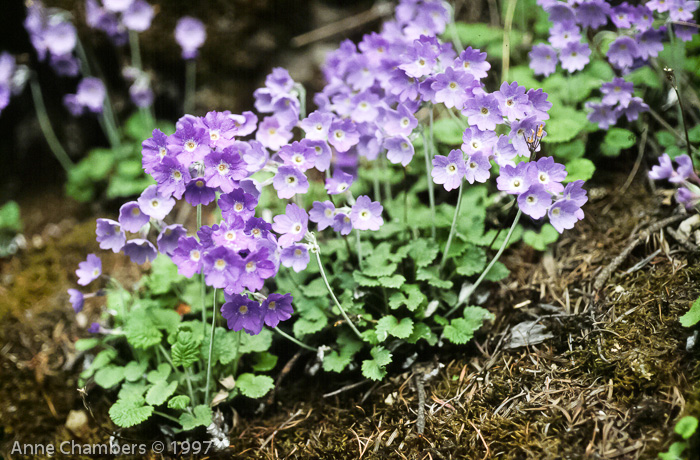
[239, 305, 248, 314]
[246, 261, 256, 272]
[234, 203, 244, 212]
[185, 140, 196, 151]
[210, 131, 220, 141]
[215, 259, 226, 269]
[190, 250, 201, 261]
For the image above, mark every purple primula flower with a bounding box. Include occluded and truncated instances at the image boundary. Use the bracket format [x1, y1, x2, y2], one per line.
[171, 236, 203, 277]
[137, 185, 176, 221]
[273, 165, 309, 199]
[383, 104, 418, 137]
[562, 180, 588, 207]
[651, 154, 678, 182]
[350, 195, 383, 231]
[204, 148, 247, 193]
[388, 69, 420, 102]
[454, 47, 490, 80]
[677, 187, 700, 210]
[518, 184, 552, 219]
[575, 0, 610, 28]
[300, 110, 333, 141]
[153, 157, 190, 199]
[245, 217, 273, 240]
[279, 141, 316, 171]
[142, 129, 170, 175]
[123, 239, 158, 264]
[280, 244, 309, 273]
[648, 0, 672, 13]
[545, 2, 575, 23]
[384, 136, 415, 167]
[674, 21, 696, 42]
[560, 42, 590, 72]
[464, 151, 491, 184]
[601, 78, 634, 107]
[272, 203, 308, 247]
[399, 38, 438, 78]
[96, 218, 126, 252]
[325, 170, 355, 195]
[610, 2, 635, 29]
[431, 67, 475, 109]
[184, 177, 217, 206]
[525, 89, 552, 122]
[202, 246, 237, 289]
[670, 0, 699, 21]
[492, 135, 518, 167]
[43, 20, 78, 57]
[585, 102, 619, 129]
[175, 17, 206, 59]
[637, 28, 665, 60]
[529, 44, 558, 77]
[332, 213, 353, 235]
[157, 224, 187, 255]
[351, 91, 381, 123]
[509, 116, 540, 156]
[103, 0, 134, 12]
[548, 200, 582, 233]
[495, 81, 529, 120]
[237, 248, 276, 293]
[328, 119, 360, 152]
[432, 150, 466, 191]
[219, 188, 258, 222]
[497, 162, 535, 195]
[261, 293, 294, 328]
[76, 254, 101, 286]
[50, 53, 80, 77]
[533, 157, 567, 193]
[462, 93, 503, 131]
[88, 322, 101, 334]
[118, 201, 150, 232]
[129, 79, 153, 108]
[221, 294, 264, 335]
[300, 139, 332, 172]
[201, 111, 237, 149]
[68, 289, 84, 313]
[169, 119, 210, 165]
[549, 21, 581, 49]
[212, 218, 249, 252]
[671, 155, 696, 184]
[256, 116, 293, 151]
[64, 77, 105, 115]
[241, 140, 269, 174]
[462, 127, 498, 155]
[607, 36, 640, 70]
[122, 0, 154, 32]
[620, 97, 648, 122]
[309, 201, 336, 230]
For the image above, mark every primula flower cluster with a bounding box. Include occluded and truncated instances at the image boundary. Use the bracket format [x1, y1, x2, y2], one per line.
[649, 153, 700, 209]
[86, 0, 155, 45]
[529, 0, 698, 129]
[24, 1, 81, 76]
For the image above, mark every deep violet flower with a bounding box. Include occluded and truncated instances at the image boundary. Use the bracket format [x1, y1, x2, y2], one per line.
[156, 224, 187, 255]
[261, 293, 294, 328]
[221, 294, 264, 335]
[123, 239, 158, 264]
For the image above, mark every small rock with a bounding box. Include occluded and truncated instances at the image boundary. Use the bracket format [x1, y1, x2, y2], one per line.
[65, 410, 89, 437]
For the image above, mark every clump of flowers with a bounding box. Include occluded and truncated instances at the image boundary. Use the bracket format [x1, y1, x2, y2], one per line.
[649, 153, 700, 209]
[529, 0, 698, 129]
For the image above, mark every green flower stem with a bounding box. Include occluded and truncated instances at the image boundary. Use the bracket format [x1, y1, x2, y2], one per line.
[446, 209, 522, 318]
[502, 0, 518, 82]
[197, 204, 207, 332]
[129, 30, 142, 71]
[446, 106, 467, 130]
[159, 344, 197, 405]
[153, 410, 180, 424]
[231, 331, 241, 377]
[184, 59, 196, 114]
[381, 155, 393, 202]
[184, 367, 198, 406]
[274, 327, 317, 351]
[355, 229, 363, 270]
[439, 178, 464, 272]
[422, 121, 437, 240]
[29, 76, 74, 173]
[313, 248, 364, 341]
[204, 288, 217, 406]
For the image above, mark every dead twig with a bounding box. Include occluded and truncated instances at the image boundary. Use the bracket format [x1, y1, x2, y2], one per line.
[666, 227, 700, 253]
[593, 214, 687, 291]
[323, 379, 370, 398]
[265, 350, 302, 408]
[414, 372, 427, 435]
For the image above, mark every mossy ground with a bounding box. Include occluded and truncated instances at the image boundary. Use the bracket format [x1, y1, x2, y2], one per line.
[1, 175, 699, 460]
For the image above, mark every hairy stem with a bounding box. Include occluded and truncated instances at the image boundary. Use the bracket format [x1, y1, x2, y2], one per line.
[204, 288, 217, 405]
[446, 209, 522, 318]
[355, 229, 363, 270]
[502, 0, 518, 82]
[184, 59, 196, 115]
[439, 178, 464, 272]
[29, 76, 74, 172]
[314, 250, 363, 340]
[422, 113, 437, 240]
[274, 327, 317, 351]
